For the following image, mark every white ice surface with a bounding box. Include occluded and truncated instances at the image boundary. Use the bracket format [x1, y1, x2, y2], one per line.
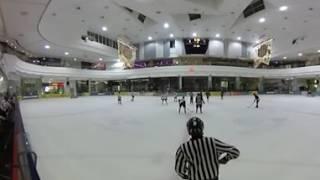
[20, 95, 320, 180]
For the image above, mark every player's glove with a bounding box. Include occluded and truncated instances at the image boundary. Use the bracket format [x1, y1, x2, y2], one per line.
[182, 174, 189, 179]
[219, 156, 230, 165]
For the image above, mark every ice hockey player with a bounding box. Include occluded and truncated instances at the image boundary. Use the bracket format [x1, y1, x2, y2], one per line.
[178, 96, 186, 114]
[205, 91, 210, 102]
[161, 94, 168, 105]
[117, 94, 122, 104]
[174, 92, 178, 102]
[253, 92, 260, 108]
[220, 89, 224, 100]
[200, 92, 204, 101]
[195, 93, 205, 113]
[131, 93, 135, 102]
[175, 117, 240, 180]
[189, 92, 194, 104]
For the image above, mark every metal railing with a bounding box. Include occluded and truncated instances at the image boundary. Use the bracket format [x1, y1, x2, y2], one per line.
[12, 103, 40, 180]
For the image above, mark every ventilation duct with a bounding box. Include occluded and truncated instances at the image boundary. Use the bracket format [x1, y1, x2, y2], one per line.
[188, 14, 201, 21]
[243, 0, 265, 18]
[138, 14, 146, 23]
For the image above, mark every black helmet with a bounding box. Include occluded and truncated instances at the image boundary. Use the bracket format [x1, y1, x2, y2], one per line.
[187, 117, 204, 138]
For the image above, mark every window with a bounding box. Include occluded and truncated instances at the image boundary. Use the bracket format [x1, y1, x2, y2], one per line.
[170, 40, 175, 48]
[86, 31, 117, 49]
[94, 34, 99, 42]
[102, 37, 106, 45]
[98, 35, 102, 43]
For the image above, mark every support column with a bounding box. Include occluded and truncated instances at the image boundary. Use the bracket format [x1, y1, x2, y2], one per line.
[208, 75, 212, 90]
[131, 80, 134, 92]
[145, 81, 148, 91]
[316, 78, 320, 94]
[223, 39, 229, 57]
[64, 78, 70, 96]
[258, 77, 264, 93]
[69, 80, 77, 98]
[88, 80, 92, 95]
[95, 81, 98, 93]
[291, 78, 299, 94]
[35, 78, 42, 97]
[235, 77, 241, 91]
[179, 76, 183, 91]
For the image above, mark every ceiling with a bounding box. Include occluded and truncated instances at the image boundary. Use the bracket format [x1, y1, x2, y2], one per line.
[1, 0, 320, 62]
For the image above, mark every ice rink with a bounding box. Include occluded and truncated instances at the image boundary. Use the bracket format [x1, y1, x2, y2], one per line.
[20, 95, 320, 180]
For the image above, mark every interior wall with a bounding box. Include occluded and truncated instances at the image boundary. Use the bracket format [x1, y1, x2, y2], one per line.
[155, 40, 164, 58]
[228, 41, 242, 58]
[138, 42, 144, 60]
[208, 40, 224, 57]
[144, 41, 156, 59]
[170, 39, 185, 57]
[163, 40, 170, 58]
[138, 38, 251, 60]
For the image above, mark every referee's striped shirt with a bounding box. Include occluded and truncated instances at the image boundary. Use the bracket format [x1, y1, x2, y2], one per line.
[175, 137, 240, 180]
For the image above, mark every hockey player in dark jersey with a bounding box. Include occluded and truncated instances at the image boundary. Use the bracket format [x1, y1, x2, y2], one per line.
[253, 92, 260, 108]
[178, 96, 186, 114]
[205, 91, 210, 102]
[220, 89, 224, 100]
[175, 117, 240, 180]
[117, 94, 122, 104]
[195, 93, 205, 113]
[189, 92, 194, 104]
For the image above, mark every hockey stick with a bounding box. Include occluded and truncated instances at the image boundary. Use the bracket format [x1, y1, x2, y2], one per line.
[186, 107, 195, 118]
[247, 100, 255, 108]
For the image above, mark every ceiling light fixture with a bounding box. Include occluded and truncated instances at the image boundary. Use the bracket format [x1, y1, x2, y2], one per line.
[99, 58, 103, 61]
[65, 52, 69, 55]
[73, 58, 77, 61]
[169, 33, 174, 38]
[102, 26, 108, 31]
[192, 32, 197, 37]
[215, 33, 220, 38]
[279, 6, 288, 11]
[44, 45, 50, 49]
[317, 50, 320, 53]
[237, 36, 242, 40]
[259, 17, 266, 23]
[164, 22, 169, 29]
[298, 53, 303, 56]
[148, 36, 153, 40]
[283, 56, 287, 60]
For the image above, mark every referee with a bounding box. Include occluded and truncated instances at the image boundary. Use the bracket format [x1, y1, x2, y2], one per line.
[175, 117, 240, 180]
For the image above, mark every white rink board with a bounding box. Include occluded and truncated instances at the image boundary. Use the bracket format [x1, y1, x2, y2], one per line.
[20, 95, 320, 180]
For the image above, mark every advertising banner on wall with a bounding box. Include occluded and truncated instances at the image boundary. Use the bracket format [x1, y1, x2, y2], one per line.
[253, 39, 272, 68]
[117, 39, 137, 68]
